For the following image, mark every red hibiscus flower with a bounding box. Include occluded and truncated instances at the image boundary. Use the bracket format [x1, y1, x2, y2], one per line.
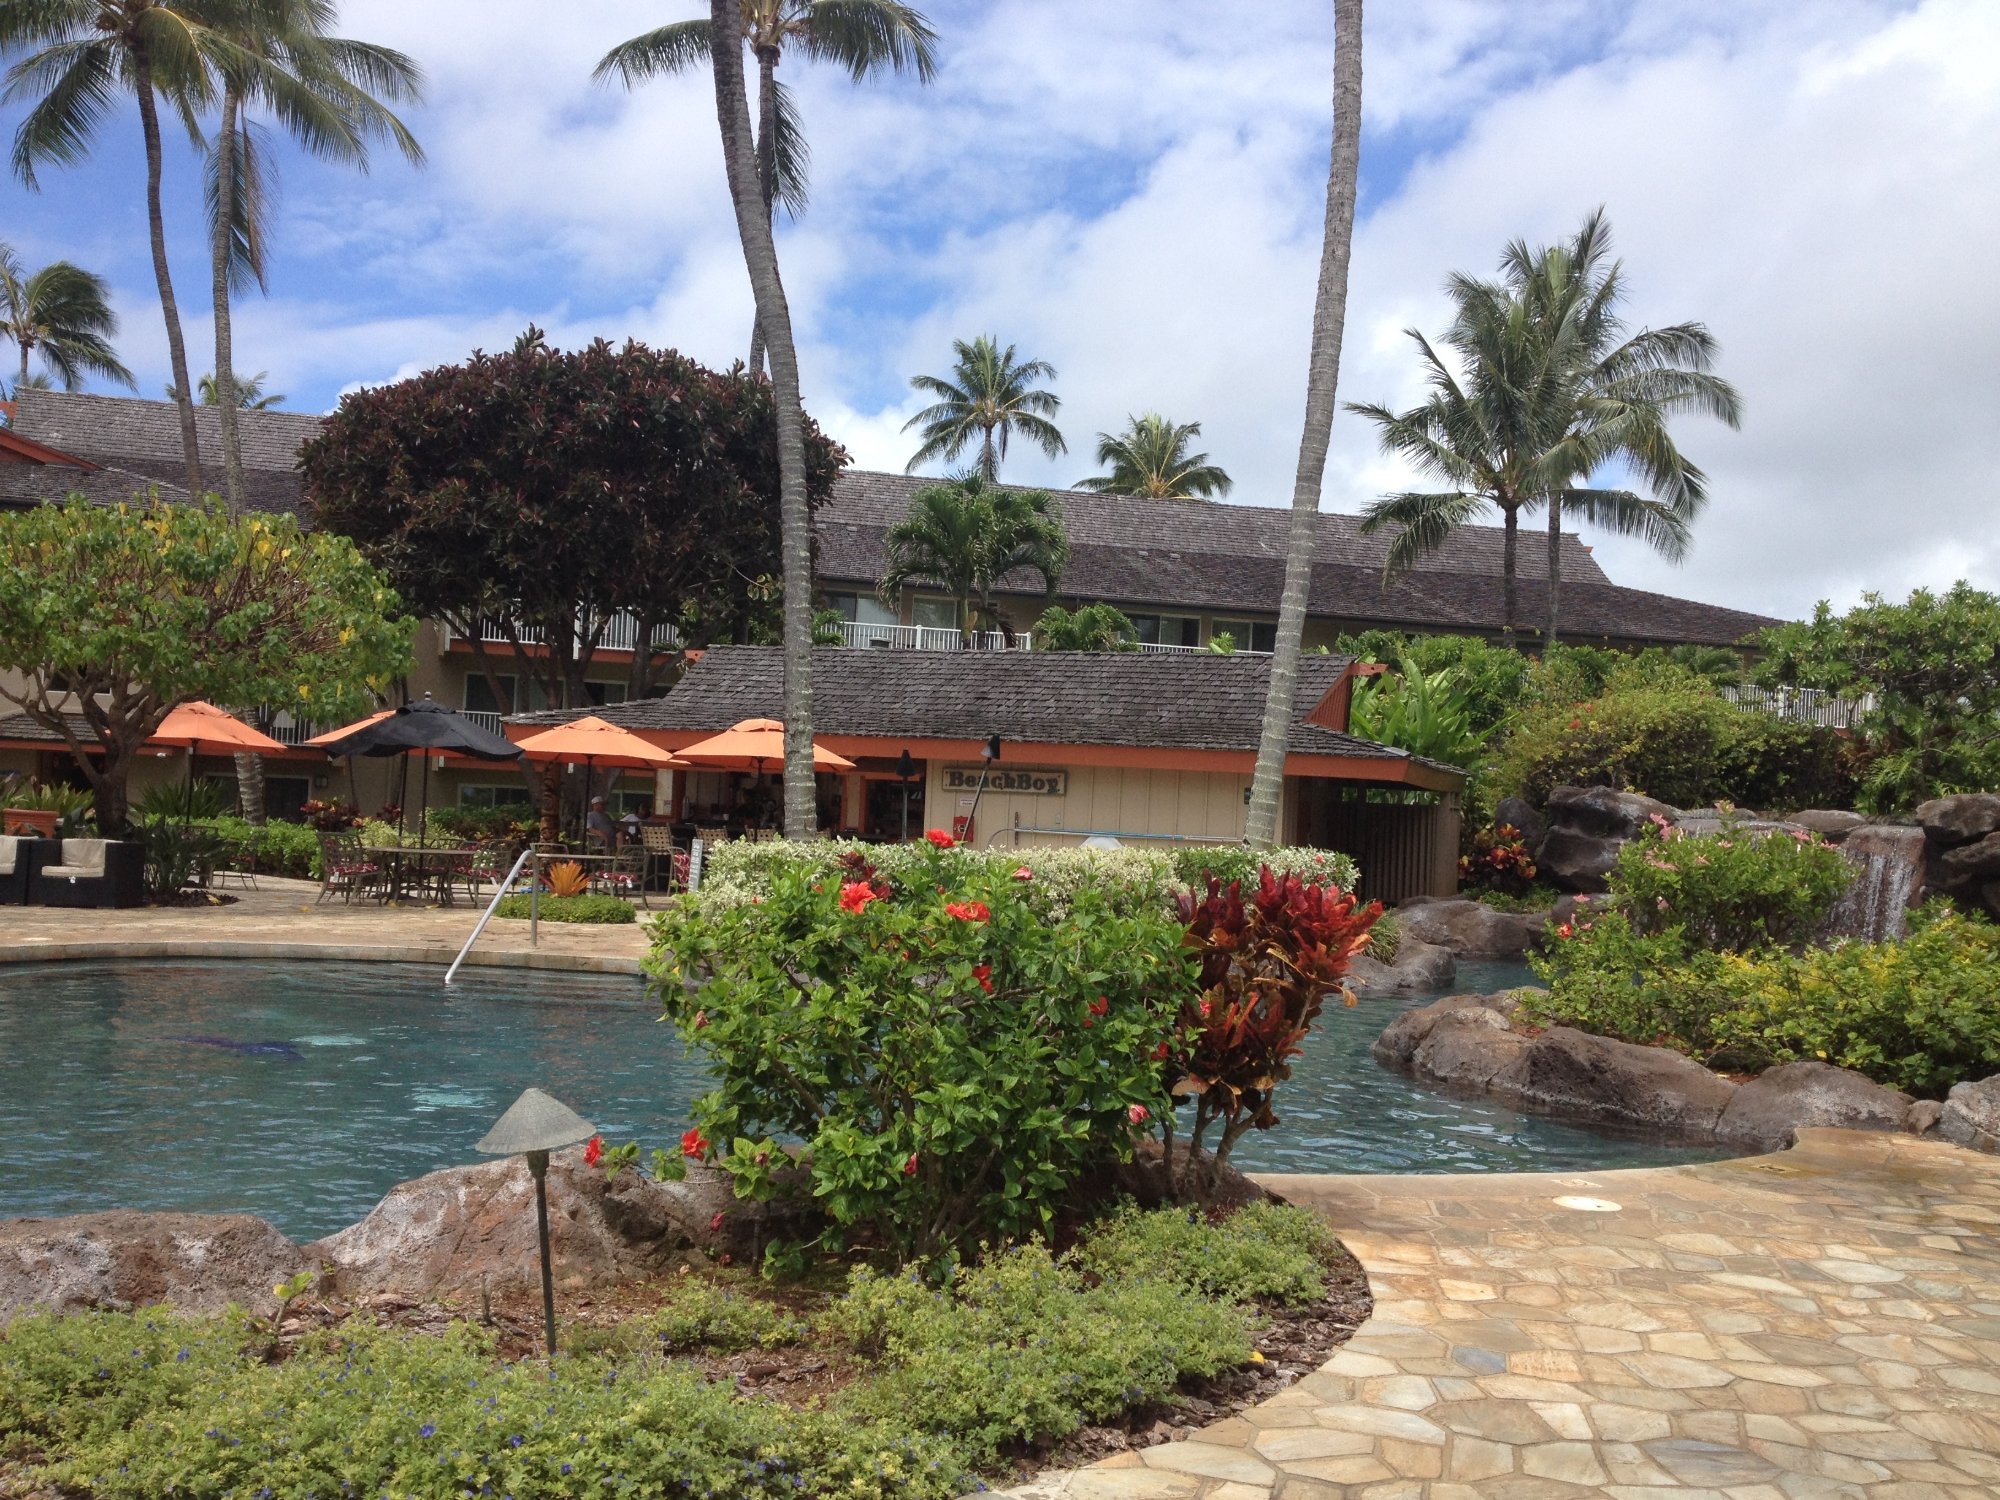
[1127, 1104, 1150, 1124]
[1152, 1041, 1170, 1061]
[693, 1009, 709, 1029]
[1088, 995, 1110, 1017]
[583, 1135, 603, 1167]
[903, 1153, 920, 1176]
[1011, 866, 1034, 881]
[973, 963, 993, 994]
[925, 828, 956, 849]
[1556, 923, 1574, 938]
[944, 900, 990, 922]
[838, 880, 880, 913]
[681, 1126, 710, 1160]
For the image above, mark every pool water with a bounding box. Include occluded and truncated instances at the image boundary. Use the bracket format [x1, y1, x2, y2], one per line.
[1, 960, 1728, 1240]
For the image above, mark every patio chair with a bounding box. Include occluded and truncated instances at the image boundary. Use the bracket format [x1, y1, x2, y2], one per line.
[316, 833, 380, 905]
[0, 834, 51, 906]
[696, 825, 728, 850]
[36, 838, 144, 909]
[640, 824, 680, 891]
[590, 846, 649, 909]
[447, 847, 515, 905]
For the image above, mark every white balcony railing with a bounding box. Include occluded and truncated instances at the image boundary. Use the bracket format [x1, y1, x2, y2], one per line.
[836, 620, 1020, 651]
[1723, 685, 1874, 729]
[461, 710, 505, 735]
[443, 613, 680, 655]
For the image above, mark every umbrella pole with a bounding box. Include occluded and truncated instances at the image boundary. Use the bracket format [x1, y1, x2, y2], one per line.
[419, 753, 431, 849]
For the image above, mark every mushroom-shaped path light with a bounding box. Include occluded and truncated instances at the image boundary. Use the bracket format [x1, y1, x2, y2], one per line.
[474, 1087, 596, 1358]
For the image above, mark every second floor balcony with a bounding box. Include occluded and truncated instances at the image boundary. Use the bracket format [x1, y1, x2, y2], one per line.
[442, 612, 682, 656]
[829, 619, 1268, 655]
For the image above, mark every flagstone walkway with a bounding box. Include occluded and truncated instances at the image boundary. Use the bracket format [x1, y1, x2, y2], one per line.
[1006, 1128, 2000, 1499]
[0, 878, 651, 971]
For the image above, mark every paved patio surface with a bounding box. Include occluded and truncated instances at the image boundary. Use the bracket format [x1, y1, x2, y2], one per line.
[1010, 1128, 2000, 1499]
[0, 878, 651, 972]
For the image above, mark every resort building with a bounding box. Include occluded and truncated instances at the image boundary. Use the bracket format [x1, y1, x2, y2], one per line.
[1, 389, 1776, 826]
[510, 646, 1469, 902]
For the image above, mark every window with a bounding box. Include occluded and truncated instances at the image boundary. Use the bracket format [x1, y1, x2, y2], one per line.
[459, 783, 534, 808]
[912, 597, 960, 632]
[1210, 618, 1278, 653]
[464, 676, 624, 713]
[827, 592, 899, 627]
[1128, 613, 1201, 648]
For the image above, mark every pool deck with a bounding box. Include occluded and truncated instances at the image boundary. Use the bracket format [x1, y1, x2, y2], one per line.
[0, 878, 651, 973]
[1008, 1129, 2000, 1499]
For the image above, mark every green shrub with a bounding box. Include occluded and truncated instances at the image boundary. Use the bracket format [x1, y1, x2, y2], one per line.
[827, 1242, 1252, 1467]
[1492, 684, 1855, 811]
[651, 843, 1189, 1260]
[693, 837, 1359, 923]
[3, 1314, 971, 1500]
[195, 816, 322, 878]
[1348, 656, 1489, 769]
[1524, 906, 1730, 1053]
[1368, 910, 1402, 964]
[1706, 908, 2000, 1096]
[649, 1279, 809, 1352]
[494, 892, 636, 924]
[1337, 630, 1532, 734]
[1068, 1202, 1336, 1307]
[1612, 820, 1851, 953]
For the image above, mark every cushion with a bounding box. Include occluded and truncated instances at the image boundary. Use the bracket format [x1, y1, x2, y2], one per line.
[0, 835, 19, 877]
[50, 839, 108, 877]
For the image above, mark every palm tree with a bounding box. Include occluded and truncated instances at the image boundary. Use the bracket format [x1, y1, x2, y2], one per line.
[1244, 0, 1363, 848]
[1353, 208, 1741, 641]
[204, 0, 422, 510]
[879, 473, 1070, 640]
[1035, 602, 1135, 652]
[1079, 412, 1232, 499]
[596, 0, 936, 374]
[705, 0, 819, 838]
[904, 335, 1065, 480]
[0, 241, 135, 393]
[202, 368, 280, 407]
[3, 0, 240, 498]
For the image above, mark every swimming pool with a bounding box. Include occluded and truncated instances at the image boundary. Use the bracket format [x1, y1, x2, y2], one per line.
[1, 960, 1727, 1240]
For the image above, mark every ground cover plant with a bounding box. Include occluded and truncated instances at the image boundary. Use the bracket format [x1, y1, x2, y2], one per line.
[494, 892, 636, 924]
[0, 1203, 1358, 1500]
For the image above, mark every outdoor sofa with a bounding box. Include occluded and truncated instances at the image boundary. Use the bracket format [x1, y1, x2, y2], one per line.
[34, 837, 144, 909]
[0, 834, 52, 906]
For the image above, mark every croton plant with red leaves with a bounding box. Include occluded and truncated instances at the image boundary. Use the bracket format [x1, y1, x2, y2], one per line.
[1166, 868, 1382, 1194]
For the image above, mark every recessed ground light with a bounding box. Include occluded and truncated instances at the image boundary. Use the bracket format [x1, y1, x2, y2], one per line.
[1552, 1195, 1622, 1212]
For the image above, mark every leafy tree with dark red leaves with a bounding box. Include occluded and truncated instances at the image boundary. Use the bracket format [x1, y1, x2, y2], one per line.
[1168, 868, 1382, 1198]
[300, 332, 847, 720]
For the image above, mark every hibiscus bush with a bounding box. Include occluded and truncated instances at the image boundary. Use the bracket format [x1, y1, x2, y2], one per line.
[1609, 817, 1850, 954]
[649, 839, 1189, 1262]
[1167, 870, 1381, 1194]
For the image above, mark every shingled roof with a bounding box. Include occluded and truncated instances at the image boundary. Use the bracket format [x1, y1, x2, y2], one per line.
[0, 461, 188, 511]
[819, 472, 1777, 648]
[511, 646, 1462, 784]
[10, 389, 321, 515]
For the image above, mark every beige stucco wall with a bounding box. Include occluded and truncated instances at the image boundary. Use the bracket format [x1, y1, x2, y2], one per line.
[923, 758, 1285, 849]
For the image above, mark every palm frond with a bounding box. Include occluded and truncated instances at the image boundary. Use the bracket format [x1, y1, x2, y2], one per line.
[6, 39, 117, 185]
[1558, 487, 1693, 563]
[768, 75, 810, 217]
[1359, 490, 1492, 580]
[593, 19, 712, 87]
[798, 0, 940, 82]
[205, 114, 275, 293]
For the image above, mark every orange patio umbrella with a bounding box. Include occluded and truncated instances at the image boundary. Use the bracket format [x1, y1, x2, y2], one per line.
[514, 715, 687, 841]
[303, 709, 393, 747]
[148, 701, 287, 823]
[673, 717, 855, 773]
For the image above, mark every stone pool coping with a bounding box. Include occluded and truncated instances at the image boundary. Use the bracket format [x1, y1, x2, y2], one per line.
[1, 876, 650, 975]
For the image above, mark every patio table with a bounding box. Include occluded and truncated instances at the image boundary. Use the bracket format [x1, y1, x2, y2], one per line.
[362, 845, 483, 904]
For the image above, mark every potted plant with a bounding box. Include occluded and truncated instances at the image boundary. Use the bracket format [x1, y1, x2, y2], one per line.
[0, 777, 81, 838]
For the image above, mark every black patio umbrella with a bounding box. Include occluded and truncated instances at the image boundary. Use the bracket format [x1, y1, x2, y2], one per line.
[313, 694, 523, 843]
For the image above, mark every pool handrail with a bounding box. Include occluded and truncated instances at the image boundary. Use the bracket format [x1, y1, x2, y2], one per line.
[445, 848, 538, 986]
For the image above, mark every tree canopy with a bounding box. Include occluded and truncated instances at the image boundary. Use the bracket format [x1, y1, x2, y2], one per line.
[300, 334, 848, 711]
[1078, 413, 1232, 499]
[903, 335, 1064, 480]
[879, 472, 1069, 639]
[0, 498, 414, 831]
[0, 240, 132, 395]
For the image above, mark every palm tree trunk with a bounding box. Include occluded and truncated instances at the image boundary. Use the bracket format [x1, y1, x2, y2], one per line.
[979, 426, 996, 482]
[133, 44, 204, 499]
[1543, 494, 1562, 645]
[746, 47, 778, 378]
[1501, 502, 1518, 636]
[1245, 0, 1363, 848]
[16, 341, 27, 389]
[210, 88, 247, 511]
[710, 0, 817, 841]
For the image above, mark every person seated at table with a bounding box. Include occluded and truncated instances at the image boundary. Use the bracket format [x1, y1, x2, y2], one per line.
[620, 803, 646, 842]
[586, 796, 617, 847]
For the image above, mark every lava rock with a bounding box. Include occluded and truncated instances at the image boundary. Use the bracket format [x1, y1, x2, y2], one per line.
[1491, 1026, 1738, 1137]
[1906, 1100, 1944, 1136]
[307, 1149, 811, 1301]
[1348, 937, 1456, 994]
[1714, 1061, 1914, 1151]
[1939, 1075, 2000, 1153]
[0, 1210, 305, 1319]
[1916, 794, 2000, 848]
[1371, 992, 1518, 1070]
[1546, 786, 1678, 840]
[1786, 810, 1869, 843]
[1937, 831, 2000, 884]
[1492, 796, 1545, 849]
[1411, 1008, 1530, 1091]
[1393, 898, 1544, 958]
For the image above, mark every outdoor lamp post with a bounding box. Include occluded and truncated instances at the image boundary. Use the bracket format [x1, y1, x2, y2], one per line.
[473, 1087, 596, 1359]
[895, 748, 917, 840]
[964, 735, 1002, 841]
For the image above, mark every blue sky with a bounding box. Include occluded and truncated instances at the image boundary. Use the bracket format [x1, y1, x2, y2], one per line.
[4, 0, 1997, 621]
